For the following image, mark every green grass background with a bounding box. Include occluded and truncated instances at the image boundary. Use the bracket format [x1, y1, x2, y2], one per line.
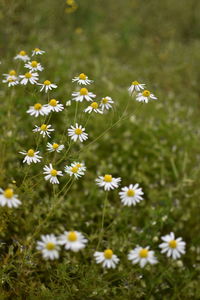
[0, 0, 200, 299]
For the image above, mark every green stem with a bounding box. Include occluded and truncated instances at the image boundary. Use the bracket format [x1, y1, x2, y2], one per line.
[96, 191, 108, 249]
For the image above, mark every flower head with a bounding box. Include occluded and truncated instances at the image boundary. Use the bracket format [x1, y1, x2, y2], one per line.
[0, 188, 21, 208]
[46, 142, 64, 153]
[84, 102, 103, 114]
[20, 72, 39, 85]
[14, 50, 30, 62]
[159, 232, 186, 260]
[68, 123, 88, 142]
[38, 80, 57, 93]
[19, 149, 42, 165]
[36, 234, 60, 260]
[32, 48, 45, 56]
[24, 60, 44, 72]
[94, 249, 120, 269]
[72, 73, 93, 85]
[128, 81, 145, 94]
[95, 174, 121, 191]
[136, 90, 157, 103]
[59, 231, 88, 252]
[44, 99, 64, 112]
[64, 161, 86, 179]
[119, 184, 144, 206]
[72, 88, 96, 102]
[43, 164, 63, 184]
[128, 246, 158, 268]
[27, 103, 50, 117]
[2, 76, 19, 87]
[99, 96, 114, 111]
[33, 124, 54, 138]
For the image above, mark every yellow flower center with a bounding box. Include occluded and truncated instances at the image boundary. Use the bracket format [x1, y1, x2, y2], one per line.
[75, 128, 82, 135]
[132, 81, 139, 85]
[3, 188, 14, 199]
[104, 174, 112, 182]
[104, 249, 113, 259]
[46, 242, 55, 250]
[91, 102, 98, 109]
[50, 169, 58, 176]
[31, 61, 38, 67]
[27, 149, 35, 157]
[8, 78, 14, 82]
[19, 50, 26, 56]
[139, 249, 149, 258]
[52, 143, 59, 149]
[80, 88, 88, 95]
[68, 231, 77, 242]
[34, 48, 40, 52]
[44, 80, 51, 85]
[142, 90, 151, 97]
[76, 163, 81, 168]
[102, 98, 108, 104]
[127, 189, 135, 197]
[40, 124, 47, 131]
[25, 72, 32, 78]
[49, 99, 57, 106]
[169, 240, 177, 249]
[71, 166, 78, 173]
[79, 73, 87, 80]
[9, 70, 16, 76]
[34, 103, 42, 110]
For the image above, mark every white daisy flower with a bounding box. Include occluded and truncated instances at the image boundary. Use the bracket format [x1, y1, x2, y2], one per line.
[94, 249, 120, 269]
[72, 88, 96, 102]
[84, 102, 103, 114]
[64, 161, 86, 179]
[159, 232, 186, 260]
[33, 124, 54, 138]
[14, 50, 30, 62]
[44, 99, 64, 112]
[99, 96, 114, 111]
[128, 246, 158, 268]
[24, 60, 44, 72]
[20, 72, 39, 85]
[2, 76, 19, 87]
[36, 234, 60, 260]
[32, 48, 45, 56]
[72, 73, 93, 85]
[26, 103, 50, 117]
[3, 70, 17, 79]
[68, 123, 88, 142]
[119, 184, 144, 206]
[43, 164, 63, 184]
[128, 81, 145, 94]
[59, 231, 88, 252]
[46, 142, 64, 153]
[0, 188, 21, 208]
[19, 149, 42, 165]
[38, 80, 57, 93]
[95, 174, 121, 191]
[136, 90, 157, 103]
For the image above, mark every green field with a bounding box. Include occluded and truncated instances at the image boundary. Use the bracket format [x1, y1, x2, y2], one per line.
[0, 0, 200, 299]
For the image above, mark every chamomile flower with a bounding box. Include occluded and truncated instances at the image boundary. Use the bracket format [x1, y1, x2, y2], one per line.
[45, 99, 64, 112]
[72, 88, 96, 102]
[136, 90, 157, 103]
[33, 124, 54, 138]
[95, 174, 121, 191]
[19, 149, 42, 165]
[0, 188, 21, 208]
[64, 161, 86, 179]
[2, 76, 19, 87]
[59, 231, 88, 252]
[43, 164, 63, 184]
[72, 73, 93, 85]
[68, 123, 88, 142]
[119, 184, 144, 206]
[47, 142, 64, 153]
[3, 70, 17, 79]
[128, 246, 158, 268]
[38, 80, 57, 93]
[99, 96, 114, 111]
[36, 234, 60, 260]
[14, 50, 30, 62]
[94, 249, 120, 269]
[25, 60, 44, 72]
[20, 72, 39, 85]
[32, 48, 45, 56]
[84, 102, 103, 114]
[159, 232, 186, 260]
[128, 81, 145, 94]
[27, 103, 50, 117]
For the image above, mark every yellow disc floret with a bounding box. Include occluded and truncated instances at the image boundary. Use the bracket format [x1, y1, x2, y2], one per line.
[46, 242, 55, 250]
[139, 248, 148, 258]
[168, 240, 177, 249]
[80, 88, 88, 95]
[79, 73, 87, 80]
[91, 102, 98, 109]
[31, 61, 38, 67]
[76, 163, 81, 168]
[127, 189, 135, 197]
[104, 249, 113, 259]
[25, 72, 32, 78]
[34, 103, 42, 110]
[27, 149, 35, 157]
[52, 143, 59, 149]
[68, 231, 77, 242]
[49, 99, 57, 106]
[50, 169, 58, 176]
[40, 124, 47, 131]
[4, 188, 14, 199]
[75, 128, 82, 135]
[19, 50, 26, 56]
[71, 166, 78, 173]
[44, 80, 51, 85]
[142, 90, 151, 97]
[9, 70, 16, 76]
[102, 98, 108, 104]
[34, 48, 40, 52]
[104, 174, 112, 182]
[132, 81, 139, 85]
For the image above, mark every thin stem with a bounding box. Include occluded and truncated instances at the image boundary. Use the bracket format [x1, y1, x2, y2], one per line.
[96, 191, 108, 249]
